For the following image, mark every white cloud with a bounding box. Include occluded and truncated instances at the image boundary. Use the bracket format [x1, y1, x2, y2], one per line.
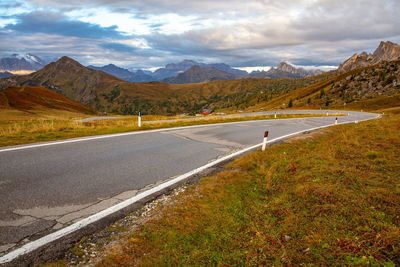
[235, 66, 271, 73]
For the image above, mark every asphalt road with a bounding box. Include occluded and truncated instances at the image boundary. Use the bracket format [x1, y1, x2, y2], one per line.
[0, 110, 378, 255]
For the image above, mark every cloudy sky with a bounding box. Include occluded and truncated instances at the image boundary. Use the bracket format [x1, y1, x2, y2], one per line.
[0, 0, 399, 71]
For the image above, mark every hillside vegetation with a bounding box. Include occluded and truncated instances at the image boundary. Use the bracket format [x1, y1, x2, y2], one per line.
[249, 60, 400, 112]
[0, 86, 94, 122]
[0, 86, 93, 113]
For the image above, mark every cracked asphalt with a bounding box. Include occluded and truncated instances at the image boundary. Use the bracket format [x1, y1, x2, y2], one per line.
[0, 110, 378, 256]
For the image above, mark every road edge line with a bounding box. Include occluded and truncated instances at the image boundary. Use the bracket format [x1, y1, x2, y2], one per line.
[0, 114, 380, 264]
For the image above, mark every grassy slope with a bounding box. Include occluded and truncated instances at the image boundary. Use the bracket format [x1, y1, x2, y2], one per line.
[0, 86, 94, 115]
[96, 114, 399, 266]
[0, 85, 95, 131]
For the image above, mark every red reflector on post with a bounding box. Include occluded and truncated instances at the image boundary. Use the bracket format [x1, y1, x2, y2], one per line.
[264, 131, 269, 137]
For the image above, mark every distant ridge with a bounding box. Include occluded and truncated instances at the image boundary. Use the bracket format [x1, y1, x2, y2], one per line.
[162, 65, 240, 84]
[0, 53, 47, 74]
[250, 62, 324, 79]
[152, 59, 247, 80]
[88, 64, 154, 83]
[87, 60, 246, 83]
[338, 41, 400, 72]
[0, 71, 15, 78]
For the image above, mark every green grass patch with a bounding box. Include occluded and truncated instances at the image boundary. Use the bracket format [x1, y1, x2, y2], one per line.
[97, 114, 400, 266]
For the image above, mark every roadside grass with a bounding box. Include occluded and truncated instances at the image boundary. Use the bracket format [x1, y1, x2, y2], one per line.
[95, 114, 400, 266]
[0, 113, 341, 147]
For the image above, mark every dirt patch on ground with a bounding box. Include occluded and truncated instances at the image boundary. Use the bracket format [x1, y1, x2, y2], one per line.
[285, 128, 331, 143]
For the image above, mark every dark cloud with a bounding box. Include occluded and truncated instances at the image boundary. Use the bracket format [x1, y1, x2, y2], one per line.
[4, 11, 125, 39]
[291, 0, 400, 42]
[99, 42, 137, 53]
[0, 0, 24, 9]
[1, 0, 400, 69]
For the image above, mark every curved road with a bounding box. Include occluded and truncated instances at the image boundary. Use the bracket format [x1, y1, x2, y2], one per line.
[0, 110, 378, 260]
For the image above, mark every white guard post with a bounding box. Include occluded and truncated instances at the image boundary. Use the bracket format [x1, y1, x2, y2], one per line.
[138, 112, 141, 127]
[262, 131, 269, 151]
[335, 117, 338, 125]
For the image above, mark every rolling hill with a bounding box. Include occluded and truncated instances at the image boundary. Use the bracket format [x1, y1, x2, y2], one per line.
[0, 86, 94, 119]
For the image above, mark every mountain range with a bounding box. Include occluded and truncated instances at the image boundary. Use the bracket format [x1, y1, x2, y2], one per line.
[88, 59, 248, 83]
[1, 41, 399, 115]
[151, 59, 247, 81]
[0, 56, 322, 114]
[160, 61, 325, 83]
[87, 64, 154, 83]
[162, 65, 241, 84]
[0, 53, 325, 83]
[249, 62, 324, 79]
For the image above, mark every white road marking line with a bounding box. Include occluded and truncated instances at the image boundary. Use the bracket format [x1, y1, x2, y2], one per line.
[0, 113, 380, 264]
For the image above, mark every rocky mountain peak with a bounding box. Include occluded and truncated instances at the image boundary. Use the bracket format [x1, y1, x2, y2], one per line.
[260, 61, 323, 78]
[373, 41, 400, 62]
[52, 56, 84, 72]
[338, 41, 400, 72]
[276, 62, 297, 73]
